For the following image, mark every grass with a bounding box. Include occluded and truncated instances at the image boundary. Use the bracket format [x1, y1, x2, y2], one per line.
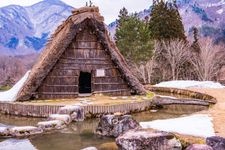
[0, 85, 11, 91]
[175, 133, 205, 149]
[18, 93, 155, 106]
[146, 91, 155, 99]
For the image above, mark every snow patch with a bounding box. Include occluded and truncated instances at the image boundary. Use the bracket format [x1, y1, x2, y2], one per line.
[217, 8, 224, 14]
[155, 80, 225, 89]
[155, 95, 177, 99]
[0, 127, 8, 132]
[0, 70, 30, 102]
[140, 114, 215, 137]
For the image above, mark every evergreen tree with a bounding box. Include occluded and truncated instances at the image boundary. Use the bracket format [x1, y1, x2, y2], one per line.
[191, 27, 201, 53]
[149, 0, 186, 41]
[118, 7, 128, 20]
[115, 8, 154, 64]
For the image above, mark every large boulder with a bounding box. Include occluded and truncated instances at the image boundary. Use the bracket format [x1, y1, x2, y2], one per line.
[206, 136, 225, 150]
[96, 114, 140, 137]
[58, 105, 84, 121]
[116, 129, 182, 150]
[186, 144, 213, 150]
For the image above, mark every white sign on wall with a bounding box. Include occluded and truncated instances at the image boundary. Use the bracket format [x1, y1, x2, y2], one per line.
[96, 69, 105, 77]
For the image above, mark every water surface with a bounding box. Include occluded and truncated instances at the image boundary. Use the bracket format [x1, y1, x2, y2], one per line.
[0, 103, 207, 150]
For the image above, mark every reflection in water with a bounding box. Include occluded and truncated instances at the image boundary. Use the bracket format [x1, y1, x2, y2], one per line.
[133, 105, 207, 122]
[0, 139, 37, 150]
[0, 103, 208, 150]
[0, 115, 44, 126]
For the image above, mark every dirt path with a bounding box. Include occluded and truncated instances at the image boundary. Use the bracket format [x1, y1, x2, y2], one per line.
[189, 88, 225, 137]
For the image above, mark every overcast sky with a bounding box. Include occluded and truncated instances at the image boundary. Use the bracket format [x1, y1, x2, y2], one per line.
[0, 0, 152, 24]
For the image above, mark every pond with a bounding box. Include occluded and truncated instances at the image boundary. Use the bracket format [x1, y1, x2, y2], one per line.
[0, 104, 207, 150]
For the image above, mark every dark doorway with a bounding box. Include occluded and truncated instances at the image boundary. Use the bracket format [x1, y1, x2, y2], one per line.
[79, 72, 92, 93]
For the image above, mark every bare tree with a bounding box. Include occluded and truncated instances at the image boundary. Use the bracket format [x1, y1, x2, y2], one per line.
[134, 43, 158, 84]
[135, 58, 155, 84]
[155, 39, 191, 80]
[0, 55, 36, 86]
[190, 37, 225, 81]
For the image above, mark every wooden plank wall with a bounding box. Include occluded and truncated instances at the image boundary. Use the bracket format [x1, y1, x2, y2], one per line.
[36, 28, 131, 99]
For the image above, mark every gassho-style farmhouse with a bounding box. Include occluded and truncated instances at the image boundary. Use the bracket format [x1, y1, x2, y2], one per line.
[16, 6, 146, 101]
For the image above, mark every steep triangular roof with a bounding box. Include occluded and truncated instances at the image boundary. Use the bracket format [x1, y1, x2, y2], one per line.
[16, 6, 146, 101]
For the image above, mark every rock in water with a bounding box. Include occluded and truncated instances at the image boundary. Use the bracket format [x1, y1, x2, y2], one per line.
[96, 114, 140, 137]
[116, 129, 182, 150]
[37, 120, 66, 131]
[58, 105, 84, 121]
[186, 144, 213, 150]
[9, 126, 43, 137]
[81, 147, 98, 150]
[48, 114, 72, 124]
[206, 136, 225, 150]
[0, 127, 10, 137]
[99, 142, 118, 150]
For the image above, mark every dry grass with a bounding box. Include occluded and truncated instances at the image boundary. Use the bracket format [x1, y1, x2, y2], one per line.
[17, 94, 154, 106]
[175, 133, 205, 148]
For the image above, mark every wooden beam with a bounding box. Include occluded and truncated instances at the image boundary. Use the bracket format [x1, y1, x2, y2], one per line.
[93, 83, 126, 85]
[48, 76, 78, 78]
[93, 89, 130, 93]
[38, 92, 79, 95]
[61, 57, 108, 61]
[43, 85, 78, 87]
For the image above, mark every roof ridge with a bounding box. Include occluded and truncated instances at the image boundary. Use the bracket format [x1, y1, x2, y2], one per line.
[72, 6, 99, 15]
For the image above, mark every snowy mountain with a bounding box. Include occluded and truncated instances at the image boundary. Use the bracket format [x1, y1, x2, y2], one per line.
[0, 0, 73, 55]
[178, 0, 225, 42]
[0, 0, 225, 56]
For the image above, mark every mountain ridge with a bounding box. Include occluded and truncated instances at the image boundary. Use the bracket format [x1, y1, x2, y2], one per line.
[0, 0, 225, 55]
[0, 0, 73, 55]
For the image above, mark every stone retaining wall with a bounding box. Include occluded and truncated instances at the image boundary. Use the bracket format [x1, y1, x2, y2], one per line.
[0, 101, 152, 118]
[146, 86, 217, 104]
[0, 87, 217, 118]
[0, 103, 62, 117]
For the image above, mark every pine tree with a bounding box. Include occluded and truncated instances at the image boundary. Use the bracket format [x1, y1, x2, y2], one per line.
[115, 9, 153, 64]
[191, 27, 201, 53]
[118, 7, 128, 20]
[149, 0, 186, 41]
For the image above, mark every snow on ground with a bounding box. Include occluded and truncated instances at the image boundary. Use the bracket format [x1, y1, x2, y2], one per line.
[140, 114, 215, 138]
[0, 127, 8, 132]
[0, 71, 30, 102]
[0, 139, 37, 150]
[155, 80, 225, 89]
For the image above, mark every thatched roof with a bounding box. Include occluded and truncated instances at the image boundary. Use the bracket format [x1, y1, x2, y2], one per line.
[16, 6, 146, 101]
